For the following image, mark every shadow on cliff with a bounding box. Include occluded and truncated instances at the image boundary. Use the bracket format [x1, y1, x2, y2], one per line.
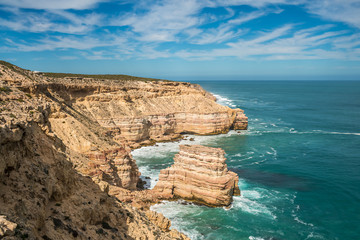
[230, 168, 312, 191]
[0, 122, 138, 239]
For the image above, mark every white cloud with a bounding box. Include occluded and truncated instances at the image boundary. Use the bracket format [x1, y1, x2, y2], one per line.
[175, 24, 359, 60]
[4, 34, 127, 52]
[332, 34, 360, 49]
[0, 0, 359, 63]
[111, 0, 203, 42]
[0, 0, 107, 10]
[228, 10, 267, 25]
[60, 56, 79, 60]
[0, 9, 103, 34]
[190, 24, 243, 44]
[230, 24, 293, 45]
[189, 7, 283, 45]
[209, 0, 304, 8]
[305, 0, 360, 28]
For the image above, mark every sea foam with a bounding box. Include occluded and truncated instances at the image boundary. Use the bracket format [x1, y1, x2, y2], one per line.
[212, 93, 237, 108]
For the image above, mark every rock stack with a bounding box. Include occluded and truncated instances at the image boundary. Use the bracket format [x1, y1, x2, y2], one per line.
[154, 145, 240, 207]
[232, 109, 248, 130]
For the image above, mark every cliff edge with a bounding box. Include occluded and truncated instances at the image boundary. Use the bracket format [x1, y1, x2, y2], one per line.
[0, 61, 247, 238]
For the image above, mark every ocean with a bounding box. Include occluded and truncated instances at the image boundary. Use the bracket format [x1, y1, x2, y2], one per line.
[132, 80, 360, 240]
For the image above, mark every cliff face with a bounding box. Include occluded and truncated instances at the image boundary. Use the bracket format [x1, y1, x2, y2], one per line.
[0, 62, 247, 191]
[40, 81, 247, 191]
[0, 61, 247, 238]
[41, 80, 248, 148]
[154, 145, 240, 207]
[0, 85, 188, 240]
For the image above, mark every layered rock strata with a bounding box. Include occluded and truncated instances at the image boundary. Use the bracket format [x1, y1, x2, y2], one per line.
[154, 145, 240, 207]
[0, 87, 188, 239]
[0, 61, 247, 238]
[0, 61, 247, 192]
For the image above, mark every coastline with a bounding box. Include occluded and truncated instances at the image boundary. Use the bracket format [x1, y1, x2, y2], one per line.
[133, 128, 247, 239]
[0, 62, 247, 239]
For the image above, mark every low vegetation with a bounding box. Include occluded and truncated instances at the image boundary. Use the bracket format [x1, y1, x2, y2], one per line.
[0, 86, 12, 93]
[40, 72, 168, 82]
[0, 60, 170, 82]
[0, 60, 34, 80]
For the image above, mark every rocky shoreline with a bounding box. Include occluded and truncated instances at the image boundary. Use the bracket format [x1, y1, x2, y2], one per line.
[0, 61, 247, 239]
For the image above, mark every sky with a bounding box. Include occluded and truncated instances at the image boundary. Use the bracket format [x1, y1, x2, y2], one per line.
[0, 0, 360, 80]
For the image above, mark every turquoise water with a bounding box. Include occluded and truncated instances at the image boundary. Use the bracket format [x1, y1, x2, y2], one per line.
[132, 81, 360, 240]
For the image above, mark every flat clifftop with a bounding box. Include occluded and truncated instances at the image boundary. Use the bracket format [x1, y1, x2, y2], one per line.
[0, 61, 247, 239]
[0, 60, 168, 84]
[154, 145, 240, 207]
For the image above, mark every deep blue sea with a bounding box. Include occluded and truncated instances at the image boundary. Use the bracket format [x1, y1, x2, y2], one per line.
[132, 81, 360, 240]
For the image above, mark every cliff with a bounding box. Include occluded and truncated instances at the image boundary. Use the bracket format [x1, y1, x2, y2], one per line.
[154, 145, 240, 207]
[0, 61, 247, 238]
[0, 83, 190, 239]
[0, 61, 247, 192]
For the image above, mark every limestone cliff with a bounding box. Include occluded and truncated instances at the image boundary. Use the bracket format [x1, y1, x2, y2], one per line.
[154, 145, 240, 207]
[0, 61, 247, 192]
[0, 85, 188, 239]
[0, 61, 247, 238]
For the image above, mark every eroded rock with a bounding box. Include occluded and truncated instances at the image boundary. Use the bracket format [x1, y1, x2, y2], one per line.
[154, 145, 240, 207]
[0, 215, 17, 237]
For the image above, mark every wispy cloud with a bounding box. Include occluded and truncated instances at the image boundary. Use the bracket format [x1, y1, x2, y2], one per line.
[305, 0, 360, 28]
[0, 0, 359, 63]
[175, 24, 358, 61]
[111, 0, 203, 42]
[59, 55, 79, 60]
[3, 34, 127, 52]
[190, 8, 283, 45]
[0, 0, 108, 10]
[0, 9, 103, 34]
[190, 24, 243, 45]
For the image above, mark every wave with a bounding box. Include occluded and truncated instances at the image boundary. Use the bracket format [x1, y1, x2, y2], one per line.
[233, 194, 277, 220]
[212, 93, 237, 108]
[138, 165, 159, 189]
[249, 237, 265, 240]
[266, 147, 277, 156]
[310, 130, 360, 136]
[240, 127, 360, 137]
[232, 180, 278, 219]
[291, 201, 315, 228]
[285, 129, 360, 136]
[151, 200, 204, 240]
[132, 130, 242, 189]
[132, 130, 240, 159]
[305, 232, 326, 240]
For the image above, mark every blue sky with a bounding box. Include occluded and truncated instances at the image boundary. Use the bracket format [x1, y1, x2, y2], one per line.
[0, 0, 359, 80]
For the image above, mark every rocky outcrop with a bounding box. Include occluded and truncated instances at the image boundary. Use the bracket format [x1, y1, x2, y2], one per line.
[154, 145, 240, 207]
[0, 61, 247, 238]
[232, 109, 248, 130]
[0, 61, 247, 191]
[0, 216, 17, 237]
[0, 88, 188, 240]
[41, 80, 248, 149]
